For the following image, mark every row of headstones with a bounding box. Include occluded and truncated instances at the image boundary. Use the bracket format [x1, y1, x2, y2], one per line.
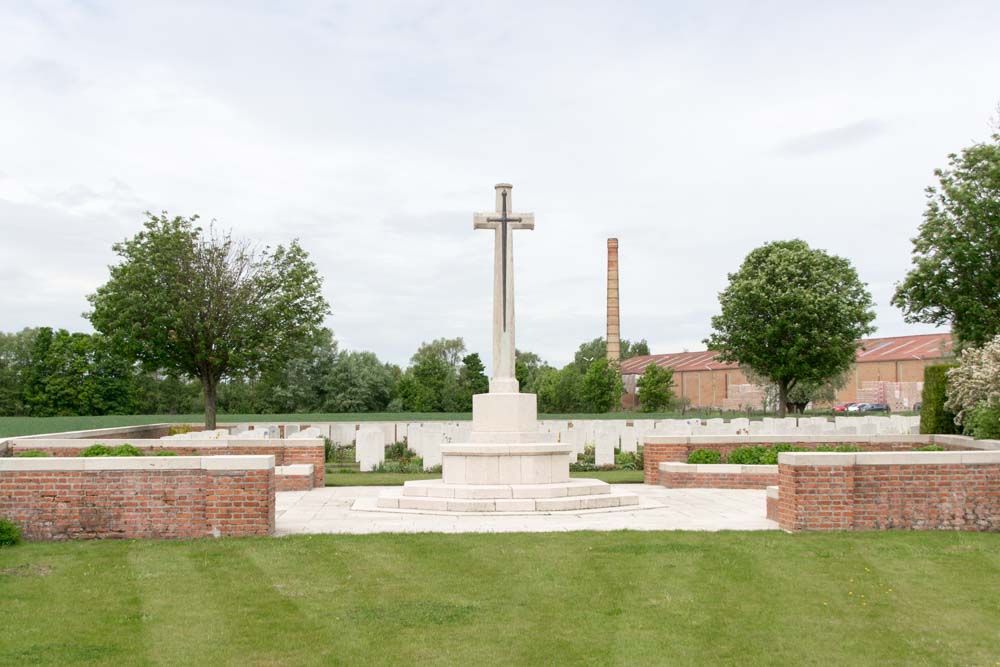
[162, 425, 325, 440]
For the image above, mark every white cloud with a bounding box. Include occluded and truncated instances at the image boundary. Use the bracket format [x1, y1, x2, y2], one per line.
[1, 0, 995, 369]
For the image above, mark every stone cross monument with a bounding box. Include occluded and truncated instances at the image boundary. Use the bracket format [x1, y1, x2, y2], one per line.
[373, 182, 638, 512]
[473, 183, 534, 393]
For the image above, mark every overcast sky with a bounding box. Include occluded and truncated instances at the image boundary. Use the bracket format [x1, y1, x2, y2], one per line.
[1, 1, 996, 370]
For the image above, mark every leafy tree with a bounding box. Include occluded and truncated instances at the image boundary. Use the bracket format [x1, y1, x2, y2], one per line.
[252, 328, 339, 413]
[705, 239, 876, 417]
[88, 213, 329, 428]
[458, 353, 489, 408]
[892, 132, 1000, 347]
[324, 350, 398, 412]
[537, 365, 585, 413]
[515, 349, 553, 394]
[572, 337, 650, 373]
[636, 363, 674, 412]
[0, 328, 36, 416]
[581, 358, 624, 413]
[22, 329, 134, 416]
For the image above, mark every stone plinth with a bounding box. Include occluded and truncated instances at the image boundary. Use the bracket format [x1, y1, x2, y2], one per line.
[441, 443, 573, 485]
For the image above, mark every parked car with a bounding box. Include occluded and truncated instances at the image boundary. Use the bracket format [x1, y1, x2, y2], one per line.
[860, 403, 890, 413]
[833, 403, 856, 412]
[846, 403, 864, 412]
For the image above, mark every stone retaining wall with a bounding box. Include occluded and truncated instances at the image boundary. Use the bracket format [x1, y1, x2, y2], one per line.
[9, 439, 325, 488]
[776, 451, 1000, 532]
[658, 462, 778, 489]
[0, 456, 275, 540]
[642, 434, 996, 484]
[766, 486, 779, 521]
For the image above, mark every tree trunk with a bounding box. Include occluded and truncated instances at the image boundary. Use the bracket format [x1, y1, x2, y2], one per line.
[777, 380, 788, 418]
[202, 372, 217, 430]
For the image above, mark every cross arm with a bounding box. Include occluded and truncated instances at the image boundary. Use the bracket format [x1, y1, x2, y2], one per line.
[510, 213, 534, 230]
[473, 212, 497, 230]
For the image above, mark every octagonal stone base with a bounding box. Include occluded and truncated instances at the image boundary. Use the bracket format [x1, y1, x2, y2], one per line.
[441, 443, 572, 485]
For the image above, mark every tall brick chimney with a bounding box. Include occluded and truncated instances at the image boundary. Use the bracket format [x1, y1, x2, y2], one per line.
[607, 238, 620, 364]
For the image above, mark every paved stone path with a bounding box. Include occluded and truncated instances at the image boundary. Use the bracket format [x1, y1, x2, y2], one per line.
[276, 485, 778, 535]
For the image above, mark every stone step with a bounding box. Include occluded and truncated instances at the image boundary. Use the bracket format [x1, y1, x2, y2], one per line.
[376, 491, 639, 513]
[401, 478, 611, 499]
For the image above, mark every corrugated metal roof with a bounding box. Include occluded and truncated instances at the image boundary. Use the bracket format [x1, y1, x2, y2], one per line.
[620, 332, 954, 376]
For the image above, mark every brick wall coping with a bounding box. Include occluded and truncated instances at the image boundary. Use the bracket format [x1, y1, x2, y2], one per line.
[0, 454, 274, 471]
[9, 438, 320, 449]
[777, 450, 1000, 466]
[645, 434, 1000, 450]
[766, 485, 779, 499]
[275, 464, 314, 476]
[660, 462, 778, 475]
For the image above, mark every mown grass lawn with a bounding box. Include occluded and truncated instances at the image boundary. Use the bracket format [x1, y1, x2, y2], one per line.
[324, 470, 646, 486]
[1, 532, 997, 666]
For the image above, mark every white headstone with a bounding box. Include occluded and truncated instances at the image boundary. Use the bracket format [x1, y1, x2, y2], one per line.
[356, 428, 385, 472]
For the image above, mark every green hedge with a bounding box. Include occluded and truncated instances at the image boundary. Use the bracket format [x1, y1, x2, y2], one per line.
[0, 519, 21, 547]
[687, 449, 722, 464]
[920, 364, 958, 435]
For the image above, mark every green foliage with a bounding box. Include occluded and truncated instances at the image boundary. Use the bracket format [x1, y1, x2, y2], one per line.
[457, 353, 489, 410]
[395, 338, 470, 412]
[515, 350, 554, 394]
[572, 337, 650, 373]
[323, 437, 333, 463]
[916, 443, 945, 451]
[154, 450, 177, 456]
[892, 132, 1000, 347]
[375, 459, 425, 474]
[613, 450, 642, 470]
[386, 443, 417, 461]
[686, 449, 722, 464]
[87, 212, 330, 428]
[14, 450, 48, 457]
[0, 328, 36, 416]
[81, 444, 114, 457]
[21, 328, 135, 417]
[814, 444, 861, 453]
[111, 444, 142, 456]
[726, 446, 768, 464]
[961, 404, 1000, 440]
[537, 365, 585, 413]
[581, 358, 624, 413]
[637, 363, 674, 412]
[0, 518, 21, 547]
[706, 239, 876, 417]
[920, 364, 959, 434]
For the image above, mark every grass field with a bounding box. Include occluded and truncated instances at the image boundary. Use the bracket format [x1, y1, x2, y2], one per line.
[0, 411, 912, 439]
[1, 531, 997, 665]
[323, 469, 646, 486]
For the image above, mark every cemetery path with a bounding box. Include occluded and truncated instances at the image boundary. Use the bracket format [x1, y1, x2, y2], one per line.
[275, 485, 777, 534]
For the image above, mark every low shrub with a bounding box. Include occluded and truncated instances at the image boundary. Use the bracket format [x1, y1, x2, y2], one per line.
[614, 451, 641, 470]
[815, 444, 861, 453]
[324, 437, 333, 463]
[14, 450, 49, 458]
[82, 444, 113, 457]
[386, 443, 417, 461]
[375, 459, 426, 474]
[570, 462, 597, 472]
[962, 403, 1000, 440]
[0, 519, 21, 547]
[687, 449, 722, 464]
[577, 445, 596, 465]
[726, 446, 767, 465]
[167, 424, 195, 436]
[155, 450, 178, 456]
[916, 443, 945, 451]
[111, 444, 143, 457]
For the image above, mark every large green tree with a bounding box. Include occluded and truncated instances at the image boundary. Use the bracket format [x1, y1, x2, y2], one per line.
[572, 337, 650, 373]
[88, 213, 329, 428]
[0, 328, 36, 416]
[581, 358, 624, 413]
[892, 132, 1000, 347]
[705, 239, 876, 417]
[636, 363, 674, 412]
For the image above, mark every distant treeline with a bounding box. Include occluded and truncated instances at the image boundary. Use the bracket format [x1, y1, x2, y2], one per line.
[0, 327, 651, 417]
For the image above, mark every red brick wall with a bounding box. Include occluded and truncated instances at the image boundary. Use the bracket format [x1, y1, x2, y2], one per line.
[642, 439, 959, 484]
[276, 473, 313, 492]
[643, 443, 688, 484]
[778, 459, 999, 532]
[660, 469, 778, 489]
[12, 443, 325, 488]
[0, 468, 274, 540]
[766, 494, 778, 521]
